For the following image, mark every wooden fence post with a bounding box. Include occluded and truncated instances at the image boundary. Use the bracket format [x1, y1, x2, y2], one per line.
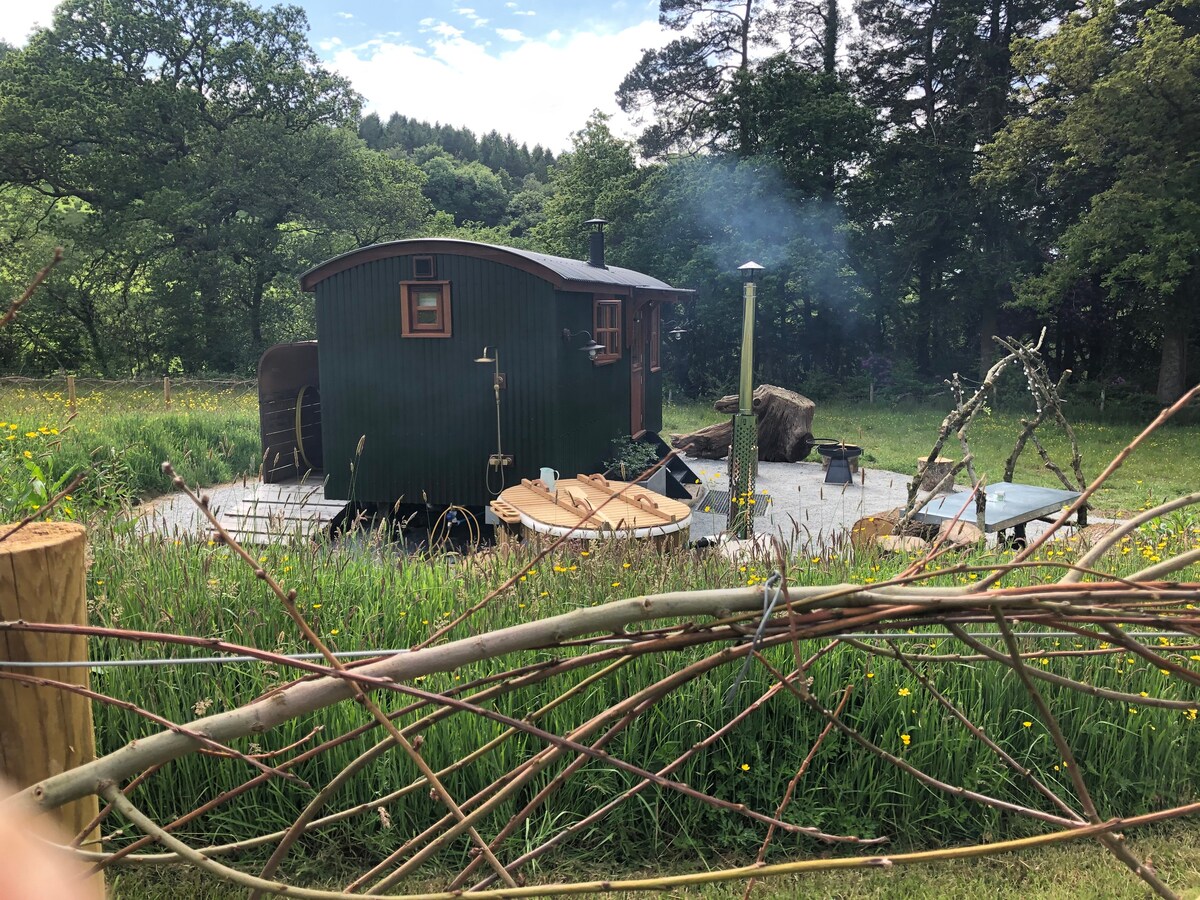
[163, 375, 171, 408]
[0, 522, 102, 892]
[67, 374, 76, 415]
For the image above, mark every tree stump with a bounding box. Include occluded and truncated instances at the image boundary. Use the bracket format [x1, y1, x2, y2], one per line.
[0, 523, 101, 864]
[917, 456, 956, 492]
[672, 385, 816, 461]
[849, 508, 903, 551]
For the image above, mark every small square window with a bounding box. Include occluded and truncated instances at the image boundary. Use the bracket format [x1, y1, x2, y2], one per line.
[413, 255, 436, 279]
[401, 281, 452, 337]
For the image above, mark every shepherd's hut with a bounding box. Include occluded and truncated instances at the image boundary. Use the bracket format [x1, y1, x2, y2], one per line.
[258, 225, 698, 513]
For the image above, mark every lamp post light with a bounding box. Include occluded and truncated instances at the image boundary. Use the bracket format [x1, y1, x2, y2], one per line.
[728, 261, 763, 539]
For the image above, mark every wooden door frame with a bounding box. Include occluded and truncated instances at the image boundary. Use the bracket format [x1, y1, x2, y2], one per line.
[629, 299, 649, 437]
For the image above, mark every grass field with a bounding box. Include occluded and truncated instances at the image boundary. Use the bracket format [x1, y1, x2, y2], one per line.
[2, 379, 1200, 896]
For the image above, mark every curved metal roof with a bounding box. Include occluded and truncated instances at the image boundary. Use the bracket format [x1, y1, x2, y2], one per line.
[300, 238, 689, 296]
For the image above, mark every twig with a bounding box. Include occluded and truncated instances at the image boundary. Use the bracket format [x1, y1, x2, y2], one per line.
[0, 247, 62, 329]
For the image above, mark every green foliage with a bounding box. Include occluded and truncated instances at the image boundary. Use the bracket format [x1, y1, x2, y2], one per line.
[0, 380, 260, 515]
[981, 0, 1200, 402]
[602, 435, 661, 479]
[0, 0, 431, 374]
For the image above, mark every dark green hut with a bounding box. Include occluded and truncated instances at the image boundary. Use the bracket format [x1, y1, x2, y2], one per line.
[259, 235, 695, 510]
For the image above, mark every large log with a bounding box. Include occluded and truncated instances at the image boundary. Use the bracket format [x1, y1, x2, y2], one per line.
[672, 385, 816, 462]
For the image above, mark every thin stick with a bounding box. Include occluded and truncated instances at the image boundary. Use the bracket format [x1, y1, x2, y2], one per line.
[0, 247, 62, 328]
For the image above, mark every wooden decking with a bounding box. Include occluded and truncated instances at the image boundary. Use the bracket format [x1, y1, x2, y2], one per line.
[217, 477, 346, 544]
[492, 475, 691, 539]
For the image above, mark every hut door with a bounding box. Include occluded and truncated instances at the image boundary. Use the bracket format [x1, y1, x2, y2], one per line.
[630, 301, 647, 437]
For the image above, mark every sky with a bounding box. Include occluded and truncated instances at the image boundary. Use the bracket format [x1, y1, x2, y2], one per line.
[0, 0, 672, 153]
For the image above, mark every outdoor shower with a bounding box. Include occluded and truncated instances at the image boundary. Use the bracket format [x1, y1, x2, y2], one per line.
[475, 346, 511, 495]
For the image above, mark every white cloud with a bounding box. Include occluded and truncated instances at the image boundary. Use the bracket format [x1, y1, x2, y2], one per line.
[327, 19, 669, 152]
[513, 10, 536, 15]
[430, 22, 464, 39]
[495, 28, 527, 43]
[0, 0, 58, 46]
[456, 7, 477, 16]
[318, 37, 344, 51]
[337, 12, 354, 20]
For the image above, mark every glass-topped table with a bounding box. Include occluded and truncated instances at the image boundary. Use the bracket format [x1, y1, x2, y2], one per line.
[911, 482, 1084, 541]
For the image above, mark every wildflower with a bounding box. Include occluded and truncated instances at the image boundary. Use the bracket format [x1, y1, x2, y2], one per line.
[1160, 669, 1171, 676]
[900, 734, 911, 747]
[866, 672, 875, 679]
[518, 603, 526, 608]
[539, 591, 548, 597]
[1128, 708, 1138, 715]
[329, 628, 340, 636]
[580, 551, 590, 557]
[897, 687, 911, 697]
[1185, 709, 1197, 721]
[1022, 721, 1033, 728]
[611, 581, 620, 587]
[1140, 692, 1149, 698]
[740, 763, 750, 772]
[22, 450, 32, 459]
[25, 431, 37, 438]
[312, 603, 322, 609]
[622, 562, 631, 569]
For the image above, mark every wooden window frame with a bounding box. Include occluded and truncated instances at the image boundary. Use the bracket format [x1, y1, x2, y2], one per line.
[592, 298, 622, 365]
[400, 281, 452, 338]
[412, 255, 436, 279]
[649, 303, 662, 372]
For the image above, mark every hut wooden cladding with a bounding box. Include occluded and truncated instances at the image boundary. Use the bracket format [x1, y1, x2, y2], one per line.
[260, 238, 690, 509]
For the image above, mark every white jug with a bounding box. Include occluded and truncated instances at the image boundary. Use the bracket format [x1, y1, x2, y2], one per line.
[539, 467, 560, 491]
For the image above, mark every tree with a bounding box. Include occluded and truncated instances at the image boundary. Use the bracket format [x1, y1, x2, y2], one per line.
[532, 114, 644, 261]
[981, 0, 1200, 402]
[417, 150, 510, 227]
[0, 0, 430, 371]
[617, 0, 770, 156]
[850, 0, 1066, 377]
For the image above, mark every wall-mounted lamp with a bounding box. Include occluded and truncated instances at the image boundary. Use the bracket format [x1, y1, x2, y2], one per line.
[667, 326, 688, 342]
[561, 328, 606, 360]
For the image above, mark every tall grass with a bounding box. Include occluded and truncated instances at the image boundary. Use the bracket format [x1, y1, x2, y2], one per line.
[0, 380, 260, 515]
[86, 521, 1200, 865]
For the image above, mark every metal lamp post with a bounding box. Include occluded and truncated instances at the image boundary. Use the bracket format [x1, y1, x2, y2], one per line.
[727, 261, 763, 539]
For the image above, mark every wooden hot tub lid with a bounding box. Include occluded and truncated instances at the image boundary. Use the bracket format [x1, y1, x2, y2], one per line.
[492, 475, 691, 537]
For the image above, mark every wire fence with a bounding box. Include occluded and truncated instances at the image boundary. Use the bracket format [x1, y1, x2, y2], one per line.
[5, 631, 1197, 669]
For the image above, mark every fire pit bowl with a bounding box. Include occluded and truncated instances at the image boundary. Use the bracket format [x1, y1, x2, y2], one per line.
[815, 443, 862, 484]
[815, 443, 863, 462]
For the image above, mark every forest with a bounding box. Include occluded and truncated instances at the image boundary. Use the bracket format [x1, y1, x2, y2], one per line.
[0, 0, 1196, 403]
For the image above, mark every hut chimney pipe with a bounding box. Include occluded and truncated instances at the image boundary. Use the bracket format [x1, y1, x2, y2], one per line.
[585, 218, 608, 269]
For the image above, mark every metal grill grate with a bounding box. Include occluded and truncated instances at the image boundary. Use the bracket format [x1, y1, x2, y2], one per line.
[700, 489, 772, 519]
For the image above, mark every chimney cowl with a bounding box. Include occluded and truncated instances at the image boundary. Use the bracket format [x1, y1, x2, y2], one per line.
[585, 218, 608, 269]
